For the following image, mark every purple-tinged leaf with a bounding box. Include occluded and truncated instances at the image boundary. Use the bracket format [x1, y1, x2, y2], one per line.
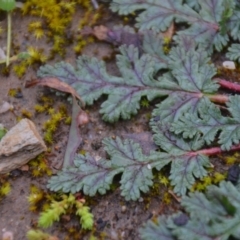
[38, 45, 168, 122]
[141, 181, 240, 240]
[170, 96, 240, 150]
[111, 0, 199, 31]
[48, 153, 123, 196]
[227, 9, 240, 41]
[142, 30, 168, 70]
[168, 46, 217, 93]
[111, 0, 235, 52]
[151, 121, 209, 195]
[38, 37, 220, 123]
[170, 154, 210, 196]
[48, 137, 170, 200]
[103, 137, 170, 200]
[151, 92, 203, 125]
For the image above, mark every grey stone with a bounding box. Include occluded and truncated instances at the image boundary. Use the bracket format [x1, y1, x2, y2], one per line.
[0, 119, 47, 174]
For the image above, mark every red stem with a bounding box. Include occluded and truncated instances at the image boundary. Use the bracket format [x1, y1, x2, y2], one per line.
[215, 78, 240, 92]
[188, 144, 240, 156]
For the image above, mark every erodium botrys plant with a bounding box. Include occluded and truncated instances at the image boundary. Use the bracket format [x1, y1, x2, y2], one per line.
[26, 0, 240, 239]
[35, 31, 240, 199]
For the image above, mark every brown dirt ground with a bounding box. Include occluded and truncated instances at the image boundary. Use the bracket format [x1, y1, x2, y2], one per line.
[0, 3, 234, 240]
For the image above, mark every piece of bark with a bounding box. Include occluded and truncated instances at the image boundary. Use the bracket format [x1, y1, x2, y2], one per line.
[0, 118, 47, 174]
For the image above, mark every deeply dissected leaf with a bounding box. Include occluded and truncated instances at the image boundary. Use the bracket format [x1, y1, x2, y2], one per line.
[38, 36, 218, 123]
[48, 129, 211, 197]
[151, 121, 210, 195]
[48, 153, 122, 196]
[50, 130, 201, 199]
[168, 43, 217, 93]
[111, 0, 199, 31]
[226, 43, 240, 62]
[84, 25, 168, 70]
[140, 181, 240, 240]
[111, 0, 235, 52]
[48, 137, 170, 200]
[176, 0, 233, 52]
[170, 96, 240, 150]
[226, 1, 240, 41]
[41, 37, 223, 196]
[150, 39, 218, 128]
[142, 30, 168, 70]
[103, 138, 170, 200]
[38, 45, 167, 122]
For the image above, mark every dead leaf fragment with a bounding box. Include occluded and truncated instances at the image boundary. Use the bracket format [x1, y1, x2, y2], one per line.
[160, 22, 175, 40]
[63, 98, 84, 168]
[25, 77, 85, 107]
[81, 25, 109, 41]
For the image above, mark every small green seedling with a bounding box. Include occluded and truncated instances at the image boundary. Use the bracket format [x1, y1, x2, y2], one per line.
[0, 124, 7, 140]
[0, 0, 16, 66]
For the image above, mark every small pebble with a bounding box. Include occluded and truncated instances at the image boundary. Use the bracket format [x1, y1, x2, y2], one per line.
[95, 155, 101, 161]
[91, 140, 102, 150]
[121, 205, 127, 213]
[96, 218, 107, 230]
[14, 92, 23, 98]
[77, 110, 89, 126]
[173, 213, 189, 226]
[9, 169, 22, 178]
[110, 230, 118, 240]
[2, 231, 13, 240]
[0, 101, 13, 114]
[223, 61, 236, 70]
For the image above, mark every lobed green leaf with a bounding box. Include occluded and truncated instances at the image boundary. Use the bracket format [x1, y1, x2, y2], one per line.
[48, 137, 170, 200]
[140, 181, 240, 240]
